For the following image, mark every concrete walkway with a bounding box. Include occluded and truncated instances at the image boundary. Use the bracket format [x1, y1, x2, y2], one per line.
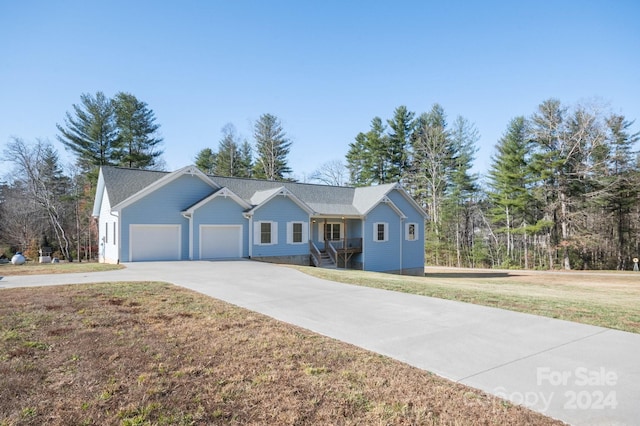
[2, 260, 638, 425]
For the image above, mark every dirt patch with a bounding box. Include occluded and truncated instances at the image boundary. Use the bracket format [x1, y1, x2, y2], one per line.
[0, 282, 562, 425]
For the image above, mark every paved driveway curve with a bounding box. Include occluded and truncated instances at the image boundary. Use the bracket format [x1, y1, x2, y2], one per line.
[2, 260, 638, 425]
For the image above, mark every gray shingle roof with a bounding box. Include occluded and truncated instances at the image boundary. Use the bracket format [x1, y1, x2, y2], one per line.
[99, 166, 405, 217]
[102, 166, 168, 206]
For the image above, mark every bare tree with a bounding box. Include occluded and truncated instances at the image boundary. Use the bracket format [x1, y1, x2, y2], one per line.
[0, 181, 46, 252]
[309, 160, 348, 186]
[3, 138, 73, 260]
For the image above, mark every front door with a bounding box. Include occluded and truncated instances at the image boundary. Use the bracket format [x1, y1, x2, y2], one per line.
[323, 222, 341, 250]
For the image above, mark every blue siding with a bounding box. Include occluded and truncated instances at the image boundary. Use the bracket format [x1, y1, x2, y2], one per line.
[252, 195, 309, 257]
[387, 190, 426, 271]
[363, 203, 402, 272]
[121, 175, 215, 261]
[192, 196, 249, 258]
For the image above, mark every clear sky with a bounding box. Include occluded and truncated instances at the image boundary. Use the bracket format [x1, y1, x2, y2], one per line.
[1, 1, 638, 180]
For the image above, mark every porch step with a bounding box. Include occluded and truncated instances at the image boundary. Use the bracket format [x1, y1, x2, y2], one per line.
[318, 252, 336, 269]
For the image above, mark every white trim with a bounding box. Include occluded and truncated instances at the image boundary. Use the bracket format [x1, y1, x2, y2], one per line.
[183, 187, 251, 213]
[405, 222, 419, 241]
[246, 187, 314, 216]
[319, 221, 344, 241]
[373, 222, 389, 242]
[113, 165, 219, 211]
[254, 221, 278, 245]
[287, 221, 308, 244]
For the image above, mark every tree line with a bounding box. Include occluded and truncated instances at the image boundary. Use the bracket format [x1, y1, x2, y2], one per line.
[2, 92, 638, 270]
[344, 101, 639, 270]
[0, 92, 296, 260]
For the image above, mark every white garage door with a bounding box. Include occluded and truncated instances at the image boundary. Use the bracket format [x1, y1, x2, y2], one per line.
[200, 225, 242, 259]
[130, 225, 181, 261]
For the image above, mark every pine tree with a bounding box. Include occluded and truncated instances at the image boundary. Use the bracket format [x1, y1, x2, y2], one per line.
[442, 116, 479, 267]
[599, 114, 640, 269]
[112, 92, 163, 169]
[194, 148, 216, 175]
[386, 106, 415, 180]
[237, 140, 253, 178]
[346, 132, 369, 186]
[56, 92, 116, 173]
[487, 116, 535, 267]
[252, 114, 292, 181]
[215, 124, 243, 177]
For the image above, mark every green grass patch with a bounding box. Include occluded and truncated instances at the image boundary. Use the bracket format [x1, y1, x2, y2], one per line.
[291, 266, 640, 334]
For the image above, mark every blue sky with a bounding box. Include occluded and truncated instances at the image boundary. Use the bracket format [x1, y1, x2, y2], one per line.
[1, 1, 638, 180]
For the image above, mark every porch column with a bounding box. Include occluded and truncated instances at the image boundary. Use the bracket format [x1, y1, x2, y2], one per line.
[343, 217, 347, 269]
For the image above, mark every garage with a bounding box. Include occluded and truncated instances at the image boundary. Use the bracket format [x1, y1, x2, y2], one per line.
[130, 224, 181, 261]
[200, 225, 242, 259]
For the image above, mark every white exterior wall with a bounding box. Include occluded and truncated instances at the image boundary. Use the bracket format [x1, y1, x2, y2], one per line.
[98, 189, 120, 264]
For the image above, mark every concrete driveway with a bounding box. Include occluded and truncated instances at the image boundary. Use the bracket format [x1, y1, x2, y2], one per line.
[2, 260, 638, 425]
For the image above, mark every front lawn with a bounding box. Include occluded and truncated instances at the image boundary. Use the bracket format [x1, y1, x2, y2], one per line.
[293, 266, 640, 334]
[0, 282, 560, 425]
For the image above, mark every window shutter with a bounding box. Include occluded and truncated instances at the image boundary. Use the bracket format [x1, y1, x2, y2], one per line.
[272, 222, 278, 245]
[286, 222, 293, 244]
[384, 223, 389, 242]
[302, 222, 308, 243]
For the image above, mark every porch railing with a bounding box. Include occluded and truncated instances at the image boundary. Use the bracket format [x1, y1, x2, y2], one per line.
[328, 238, 362, 253]
[309, 240, 321, 267]
[326, 241, 338, 264]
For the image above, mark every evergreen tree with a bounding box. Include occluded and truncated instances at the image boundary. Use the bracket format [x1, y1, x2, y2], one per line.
[599, 114, 640, 269]
[442, 116, 479, 267]
[194, 148, 216, 175]
[386, 105, 415, 180]
[252, 113, 292, 181]
[215, 124, 243, 177]
[346, 132, 369, 186]
[112, 92, 163, 169]
[363, 117, 391, 184]
[407, 104, 452, 265]
[237, 140, 253, 178]
[56, 92, 116, 173]
[487, 116, 535, 267]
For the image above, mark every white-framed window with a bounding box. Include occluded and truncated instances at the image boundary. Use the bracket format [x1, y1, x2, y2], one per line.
[405, 222, 418, 241]
[105, 223, 109, 244]
[287, 221, 307, 244]
[255, 221, 278, 245]
[113, 222, 117, 245]
[373, 222, 388, 242]
[322, 223, 343, 241]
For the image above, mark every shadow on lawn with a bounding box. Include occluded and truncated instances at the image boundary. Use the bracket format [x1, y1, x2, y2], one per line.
[425, 272, 516, 279]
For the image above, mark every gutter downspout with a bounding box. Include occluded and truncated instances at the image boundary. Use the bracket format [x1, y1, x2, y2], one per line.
[245, 213, 253, 258]
[181, 212, 193, 260]
[361, 217, 366, 271]
[400, 218, 404, 275]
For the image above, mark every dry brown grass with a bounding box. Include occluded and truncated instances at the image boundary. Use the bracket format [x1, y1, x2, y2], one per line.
[0, 262, 123, 276]
[0, 282, 562, 425]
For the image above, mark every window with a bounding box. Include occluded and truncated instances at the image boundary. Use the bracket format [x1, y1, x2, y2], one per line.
[406, 223, 418, 241]
[324, 223, 341, 241]
[255, 221, 278, 245]
[287, 221, 307, 244]
[293, 222, 302, 243]
[261, 222, 271, 244]
[113, 222, 117, 245]
[373, 222, 388, 242]
[105, 223, 108, 244]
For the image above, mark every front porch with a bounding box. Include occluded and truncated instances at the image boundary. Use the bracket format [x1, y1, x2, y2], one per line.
[309, 217, 363, 269]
